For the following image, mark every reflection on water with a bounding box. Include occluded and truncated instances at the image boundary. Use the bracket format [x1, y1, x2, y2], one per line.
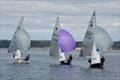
[0, 48, 120, 80]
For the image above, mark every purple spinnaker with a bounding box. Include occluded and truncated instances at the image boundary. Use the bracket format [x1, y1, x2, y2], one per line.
[59, 29, 76, 53]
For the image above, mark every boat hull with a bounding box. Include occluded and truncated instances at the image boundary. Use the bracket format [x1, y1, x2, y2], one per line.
[60, 62, 71, 65]
[14, 59, 29, 64]
[90, 63, 104, 68]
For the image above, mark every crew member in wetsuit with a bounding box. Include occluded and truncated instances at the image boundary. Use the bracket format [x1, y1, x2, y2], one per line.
[24, 54, 30, 61]
[60, 54, 73, 65]
[101, 56, 105, 67]
[13, 54, 15, 58]
[66, 54, 73, 65]
[88, 58, 91, 64]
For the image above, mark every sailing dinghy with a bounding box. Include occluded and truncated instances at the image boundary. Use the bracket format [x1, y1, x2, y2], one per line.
[79, 11, 105, 68]
[50, 17, 76, 65]
[8, 17, 31, 64]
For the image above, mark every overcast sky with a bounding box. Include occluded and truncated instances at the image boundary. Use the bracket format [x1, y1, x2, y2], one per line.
[0, 0, 120, 41]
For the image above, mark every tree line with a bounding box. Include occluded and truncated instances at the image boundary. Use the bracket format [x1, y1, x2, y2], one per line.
[0, 40, 120, 50]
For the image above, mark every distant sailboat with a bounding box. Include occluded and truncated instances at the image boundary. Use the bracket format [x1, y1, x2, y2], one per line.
[50, 17, 76, 65]
[8, 17, 31, 64]
[80, 11, 105, 68]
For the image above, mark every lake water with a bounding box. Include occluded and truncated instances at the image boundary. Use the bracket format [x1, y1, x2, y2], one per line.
[0, 48, 120, 80]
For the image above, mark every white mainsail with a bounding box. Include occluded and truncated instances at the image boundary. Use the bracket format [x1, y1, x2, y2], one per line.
[8, 17, 31, 54]
[80, 11, 96, 57]
[91, 41, 101, 64]
[50, 17, 60, 57]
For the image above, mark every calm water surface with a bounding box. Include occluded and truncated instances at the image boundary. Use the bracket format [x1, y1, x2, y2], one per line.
[0, 48, 120, 80]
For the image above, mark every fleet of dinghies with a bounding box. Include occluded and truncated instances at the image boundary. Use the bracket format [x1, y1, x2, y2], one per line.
[7, 11, 113, 68]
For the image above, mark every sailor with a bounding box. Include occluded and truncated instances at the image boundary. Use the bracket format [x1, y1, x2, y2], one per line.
[101, 56, 105, 67]
[66, 54, 73, 65]
[13, 53, 15, 58]
[24, 54, 30, 61]
[88, 58, 91, 64]
[60, 54, 73, 65]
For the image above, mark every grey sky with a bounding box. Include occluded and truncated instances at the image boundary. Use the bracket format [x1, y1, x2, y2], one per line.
[0, 0, 120, 41]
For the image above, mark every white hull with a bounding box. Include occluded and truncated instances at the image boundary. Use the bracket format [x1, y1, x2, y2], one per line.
[14, 58, 28, 64]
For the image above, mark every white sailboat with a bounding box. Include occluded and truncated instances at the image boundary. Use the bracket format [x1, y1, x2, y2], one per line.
[80, 11, 104, 68]
[50, 17, 74, 65]
[50, 17, 66, 61]
[8, 17, 31, 64]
